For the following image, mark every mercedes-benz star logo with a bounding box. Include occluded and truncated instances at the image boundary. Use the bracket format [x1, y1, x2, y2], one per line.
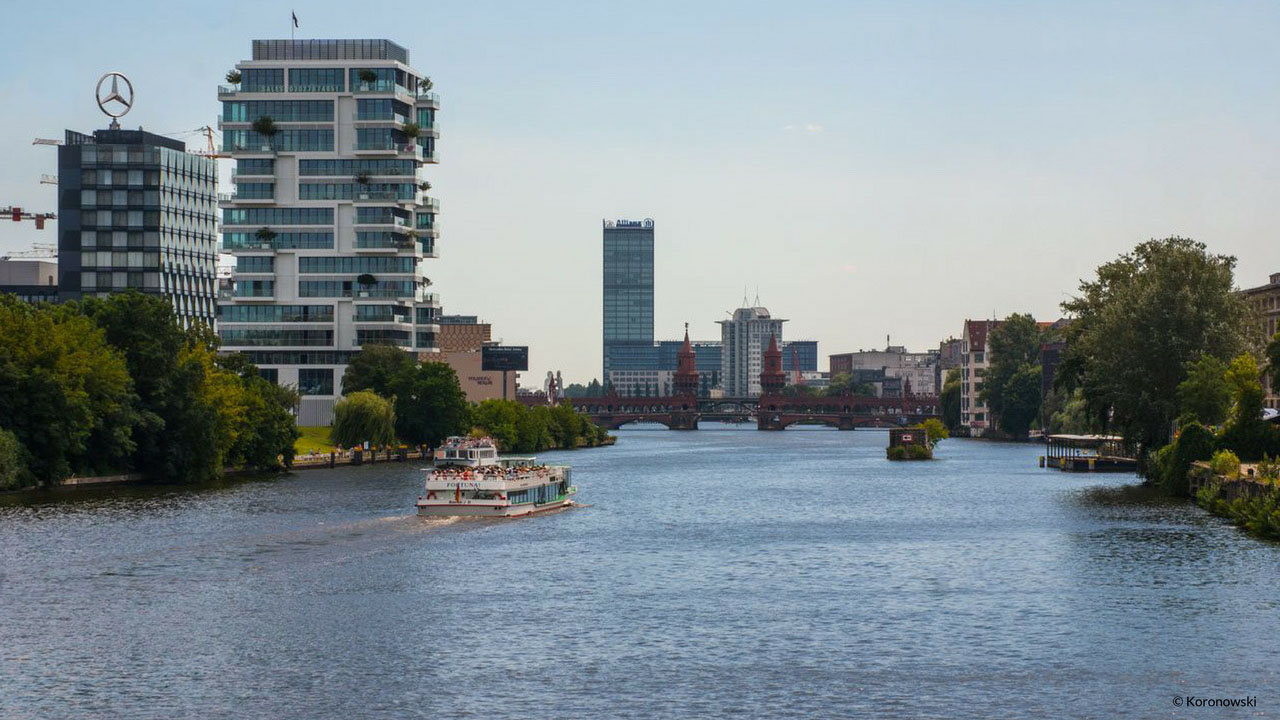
[95, 72, 134, 119]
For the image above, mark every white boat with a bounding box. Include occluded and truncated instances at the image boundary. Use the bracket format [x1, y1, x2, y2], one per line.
[416, 436, 576, 517]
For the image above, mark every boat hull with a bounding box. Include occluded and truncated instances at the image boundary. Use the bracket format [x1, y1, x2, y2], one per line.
[416, 498, 575, 518]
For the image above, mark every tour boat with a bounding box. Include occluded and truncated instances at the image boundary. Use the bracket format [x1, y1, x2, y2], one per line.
[416, 437, 576, 517]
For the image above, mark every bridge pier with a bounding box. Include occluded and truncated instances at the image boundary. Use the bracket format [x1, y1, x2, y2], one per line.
[669, 412, 699, 430]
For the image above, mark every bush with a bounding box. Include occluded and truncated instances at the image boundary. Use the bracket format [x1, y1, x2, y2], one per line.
[887, 444, 931, 461]
[0, 428, 24, 489]
[331, 391, 396, 448]
[1258, 455, 1280, 483]
[906, 444, 932, 460]
[1210, 449, 1240, 478]
[1157, 420, 1213, 491]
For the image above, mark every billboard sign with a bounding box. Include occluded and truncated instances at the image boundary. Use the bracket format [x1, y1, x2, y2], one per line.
[481, 345, 529, 372]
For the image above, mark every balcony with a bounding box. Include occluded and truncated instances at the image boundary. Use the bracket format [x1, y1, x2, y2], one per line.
[218, 85, 239, 97]
[352, 190, 407, 203]
[353, 112, 410, 125]
[354, 141, 421, 159]
[355, 234, 416, 252]
[219, 191, 274, 204]
[416, 93, 440, 109]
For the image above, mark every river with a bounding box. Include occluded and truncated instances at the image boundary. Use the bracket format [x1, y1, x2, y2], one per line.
[2, 426, 1277, 718]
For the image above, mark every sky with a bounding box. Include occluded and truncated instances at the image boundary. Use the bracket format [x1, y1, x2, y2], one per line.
[2, 0, 1278, 384]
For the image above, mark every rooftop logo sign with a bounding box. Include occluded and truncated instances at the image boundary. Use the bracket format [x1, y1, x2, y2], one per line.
[95, 72, 134, 128]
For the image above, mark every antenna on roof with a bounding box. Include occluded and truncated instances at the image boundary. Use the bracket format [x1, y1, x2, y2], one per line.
[754, 285, 760, 306]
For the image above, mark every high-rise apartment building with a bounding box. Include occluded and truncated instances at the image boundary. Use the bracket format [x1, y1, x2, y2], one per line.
[57, 129, 219, 325]
[217, 39, 441, 425]
[602, 218, 656, 386]
[719, 305, 786, 397]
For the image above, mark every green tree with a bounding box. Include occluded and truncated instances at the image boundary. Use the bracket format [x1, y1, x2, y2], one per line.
[1217, 352, 1280, 461]
[229, 376, 300, 469]
[390, 361, 471, 446]
[1266, 332, 1280, 391]
[997, 363, 1043, 438]
[0, 428, 23, 490]
[81, 291, 200, 480]
[918, 418, 949, 448]
[0, 296, 138, 484]
[1176, 354, 1230, 426]
[342, 344, 414, 397]
[471, 398, 522, 450]
[1048, 388, 1092, 434]
[980, 313, 1041, 432]
[940, 368, 962, 430]
[1058, 237, 1255, 454]
[331, 391, 397, 448]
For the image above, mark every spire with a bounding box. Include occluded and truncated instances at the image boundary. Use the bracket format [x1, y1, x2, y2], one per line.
[674, 322, 699, 396]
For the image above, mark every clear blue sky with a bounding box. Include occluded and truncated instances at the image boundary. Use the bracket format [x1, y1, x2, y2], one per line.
[3, 0, 1278, 383]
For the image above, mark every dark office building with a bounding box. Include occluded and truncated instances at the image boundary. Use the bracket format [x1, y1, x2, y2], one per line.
[57, 129, 218, 326]
[602, 218, 655, 382]
[782, 340, 818, 373]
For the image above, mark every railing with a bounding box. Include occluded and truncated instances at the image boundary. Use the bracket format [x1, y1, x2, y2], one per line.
[217, 85, 239, 95]
[355, 235, 415, 250]
[419, 197, 439, 211]
[352, 83, 413, 95]
[354, 112, 409, 124]
[352, 190, 405, 201]
[417, 92, 440, 106]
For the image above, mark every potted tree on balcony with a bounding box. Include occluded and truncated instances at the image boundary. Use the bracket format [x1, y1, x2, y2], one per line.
[255, 226, 277, 250]
[357, 273, 376, 297]
[358, 69, 378, 90]
[252, 115, 277, 152]
[354, 172, 371, 200]
[225, 69, 242, 86]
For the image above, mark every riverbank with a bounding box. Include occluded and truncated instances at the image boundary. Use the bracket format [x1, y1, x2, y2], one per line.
[1189, 462, 1280, 540]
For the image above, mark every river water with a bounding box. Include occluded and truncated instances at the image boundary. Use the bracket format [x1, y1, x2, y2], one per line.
[2, 426, 1277, 719]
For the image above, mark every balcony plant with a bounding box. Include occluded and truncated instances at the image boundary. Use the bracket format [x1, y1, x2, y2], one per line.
[417, 76, 433, 93]
[358, 69, 378, 89]
[357, 273, 376, 297]
[225, 69, 242, 85]
[252, 116, 277, 152]
[419, 181, 431, 191]
[255, 226, 277, 249]
[402, 122, 420, 140]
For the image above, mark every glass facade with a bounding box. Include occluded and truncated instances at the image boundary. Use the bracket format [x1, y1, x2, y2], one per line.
[602, 222, 655, 382]
[57, 129, 218, 326]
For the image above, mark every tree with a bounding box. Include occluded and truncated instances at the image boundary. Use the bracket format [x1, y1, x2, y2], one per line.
[825, 373, 876, 397]
[471, 399, 522, 450]
[390, 362, 470, 446]
[331, 391, 396, 448]
[1048, 388, 1092, 434]
[0, 428, 23, 490]
[0, 296, 137, 484]
[1217, 352, 1280, 461]
[1058, 237, 1255, 454]
[1176, 354, 1230, 426]
[998, 363, 1042, 438]
[940, 368, 962, 430]
[918, 418, 949, 448]
[980, 313, 1041, 432]
[342, 344, 414, 397]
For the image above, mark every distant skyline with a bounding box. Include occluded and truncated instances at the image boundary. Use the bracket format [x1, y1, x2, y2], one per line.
[2, 1, 1278, 383]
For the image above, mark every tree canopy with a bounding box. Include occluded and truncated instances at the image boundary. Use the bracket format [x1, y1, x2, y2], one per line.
[1058, 237, 1255, 452]
[331, 391, 397, 448]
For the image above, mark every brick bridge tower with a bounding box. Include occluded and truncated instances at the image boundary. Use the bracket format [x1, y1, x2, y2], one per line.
[760, 333, 786, 396]
[670, 324, 700, 430]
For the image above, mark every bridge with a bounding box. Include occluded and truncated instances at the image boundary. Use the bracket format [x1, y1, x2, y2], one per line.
[569, 393, 941, 431]
[571, 331, 940, 430]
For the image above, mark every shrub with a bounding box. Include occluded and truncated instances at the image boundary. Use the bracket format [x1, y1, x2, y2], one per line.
[1158, 422, 1217, 496]
[906, 444, 932, 460]
[0, 428, 24, 490]
[1257, 455, 1280, 483]
[1210, 449, 1241, 478]
[886, 446, 907, 460]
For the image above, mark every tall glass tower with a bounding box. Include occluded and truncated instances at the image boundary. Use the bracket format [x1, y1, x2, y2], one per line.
[602, 218, 655, 387]
[217, 39, 441, 425]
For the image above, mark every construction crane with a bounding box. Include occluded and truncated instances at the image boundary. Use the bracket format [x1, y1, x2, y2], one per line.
[3, 207, 56, 230]
[174, 126, 229, 158]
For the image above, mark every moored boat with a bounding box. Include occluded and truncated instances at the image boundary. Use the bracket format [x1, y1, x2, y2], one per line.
[416, 437, 575, 517]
